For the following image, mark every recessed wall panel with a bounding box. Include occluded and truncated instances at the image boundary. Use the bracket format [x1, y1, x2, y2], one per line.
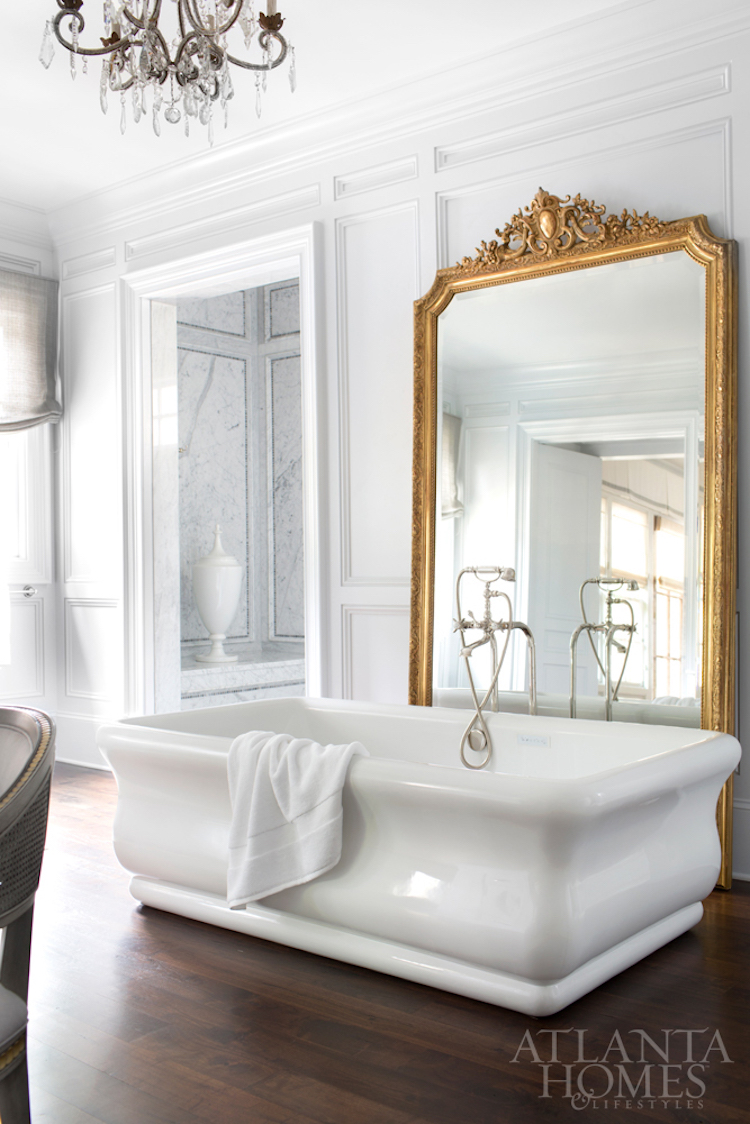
[439, 124, 728, 268]
[343, 606, 410, 704]
[65, 599, 120, 701]
[63, 285, 120, 583]
[0, 599, 43, 699]
[339, 205, 419, 584]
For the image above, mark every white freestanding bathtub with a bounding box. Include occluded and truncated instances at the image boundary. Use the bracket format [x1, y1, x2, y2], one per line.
[96, 698, 740, 1016]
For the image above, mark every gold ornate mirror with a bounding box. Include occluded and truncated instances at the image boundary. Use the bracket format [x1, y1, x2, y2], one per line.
[410, 190, 736, 883]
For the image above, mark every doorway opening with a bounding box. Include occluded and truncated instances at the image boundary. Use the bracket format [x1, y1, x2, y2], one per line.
[124, 226, 321, 717]
[175, 280, 305, 710]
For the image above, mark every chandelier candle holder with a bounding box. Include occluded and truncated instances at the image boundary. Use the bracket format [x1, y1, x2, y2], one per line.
[191, 524, 244, 663]
[40, 1, 295, 141]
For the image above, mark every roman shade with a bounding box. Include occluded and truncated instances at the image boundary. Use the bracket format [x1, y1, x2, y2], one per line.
[0, 271, 60, 431]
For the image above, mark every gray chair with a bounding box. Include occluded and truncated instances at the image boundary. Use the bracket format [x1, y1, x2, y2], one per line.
[0, 707, 55, 1123]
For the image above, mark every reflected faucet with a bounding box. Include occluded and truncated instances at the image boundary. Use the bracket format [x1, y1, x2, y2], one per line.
[453, 566, 537, 769]
[570, 577, 639, 722]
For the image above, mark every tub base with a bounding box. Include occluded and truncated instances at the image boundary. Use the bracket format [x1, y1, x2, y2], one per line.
[130, 875, 703, 1016]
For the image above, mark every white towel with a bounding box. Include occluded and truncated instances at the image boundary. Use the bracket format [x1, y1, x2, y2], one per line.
[227, 730, 368, 908]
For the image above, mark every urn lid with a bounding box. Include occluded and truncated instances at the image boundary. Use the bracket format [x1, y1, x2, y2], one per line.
[193, 525, 242, 569]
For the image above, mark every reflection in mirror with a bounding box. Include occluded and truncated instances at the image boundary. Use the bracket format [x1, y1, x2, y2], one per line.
[432, 252, 706, 727]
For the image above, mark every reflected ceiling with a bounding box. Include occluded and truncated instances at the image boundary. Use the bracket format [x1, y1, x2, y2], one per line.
[439, 252, 705, 379]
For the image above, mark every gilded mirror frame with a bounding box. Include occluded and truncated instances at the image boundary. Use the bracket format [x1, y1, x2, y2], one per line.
[410, 190, 737, 885]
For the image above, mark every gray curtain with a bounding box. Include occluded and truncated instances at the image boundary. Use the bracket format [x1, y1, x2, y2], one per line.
[0, 270, 60, 430]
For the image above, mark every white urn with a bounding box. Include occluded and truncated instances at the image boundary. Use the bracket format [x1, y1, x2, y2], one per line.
[192, 525, 243, 663]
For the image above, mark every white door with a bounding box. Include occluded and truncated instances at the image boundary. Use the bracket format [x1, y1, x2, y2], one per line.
[526, 441, 602, 698]
[0, 426, 57, 716]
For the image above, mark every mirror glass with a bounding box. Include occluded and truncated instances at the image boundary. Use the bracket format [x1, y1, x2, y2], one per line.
[432, 250, 705, 727]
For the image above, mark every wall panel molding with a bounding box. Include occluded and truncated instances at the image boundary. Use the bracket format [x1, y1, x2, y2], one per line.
[337, 202, 419, 586]
[4, 425, 54, 585]
[436, 118, 731, 268]
[62, 247, 117, 280]
[61, 282, 119, 584]
[124, 185, 320, 262]
[64, 598, 119, 701]
[342, 605, 410, 703]
[0, 597, 44, 700]
[334, 157, 419, 200]
[0, 252, 42, 276]
[435, 65, 729, 172]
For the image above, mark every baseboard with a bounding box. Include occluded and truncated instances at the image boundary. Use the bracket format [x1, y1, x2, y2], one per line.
[54, 713, 112, 771]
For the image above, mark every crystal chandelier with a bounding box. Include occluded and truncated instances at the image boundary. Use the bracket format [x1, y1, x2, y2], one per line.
[40, 1, 295, 141]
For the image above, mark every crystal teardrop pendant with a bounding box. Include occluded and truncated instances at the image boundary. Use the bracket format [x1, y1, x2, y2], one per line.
[288, 44, 296, 93]
[39, 22, 55, 69]
[100, 60, 109, 114]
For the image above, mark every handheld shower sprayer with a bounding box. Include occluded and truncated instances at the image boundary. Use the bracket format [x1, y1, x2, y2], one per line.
[453, 566, 537, 769]
[570, 577, 639, 721]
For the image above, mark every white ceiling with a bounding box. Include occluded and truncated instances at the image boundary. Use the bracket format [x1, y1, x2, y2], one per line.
[5, 1, 629, 214]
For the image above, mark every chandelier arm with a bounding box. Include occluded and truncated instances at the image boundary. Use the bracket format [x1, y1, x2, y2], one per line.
[173, 31, 200, 70]
[216, 2, 245, 35]
[107, 66, 137, 92]
[175, 0, 187, 39]
[179, 0, 244, 38]
[181, 0, 215, 35]
[52, 9, 136, 56]
[200, 0, 245, 36]
[121, 0, 162, 33]
[226, 31, 288, 71]
[173, 31, 215, 82]
[144, 25, 173, 83]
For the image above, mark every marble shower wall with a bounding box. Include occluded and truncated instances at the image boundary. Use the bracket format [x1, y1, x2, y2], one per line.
[270, 355, 304, 639]
[176, 282, 303, 654]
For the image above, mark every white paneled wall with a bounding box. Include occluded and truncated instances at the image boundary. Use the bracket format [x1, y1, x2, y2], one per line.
[45, 0, 750, 873]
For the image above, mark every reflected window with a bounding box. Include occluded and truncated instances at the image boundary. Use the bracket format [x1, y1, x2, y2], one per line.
[601, 496, 687, 700]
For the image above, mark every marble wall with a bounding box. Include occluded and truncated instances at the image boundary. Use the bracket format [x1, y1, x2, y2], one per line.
[269, 355, 304, 639]
[176, 281, 304, 684]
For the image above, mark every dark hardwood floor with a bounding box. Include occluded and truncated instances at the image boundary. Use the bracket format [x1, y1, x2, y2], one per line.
[26, 763, 750, 1123]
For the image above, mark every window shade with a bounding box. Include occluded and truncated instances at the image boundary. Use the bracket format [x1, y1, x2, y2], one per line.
[0, 270, 60, 431]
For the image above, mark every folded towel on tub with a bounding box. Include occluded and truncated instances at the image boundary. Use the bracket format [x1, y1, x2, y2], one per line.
[227, 730, 368, 908]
